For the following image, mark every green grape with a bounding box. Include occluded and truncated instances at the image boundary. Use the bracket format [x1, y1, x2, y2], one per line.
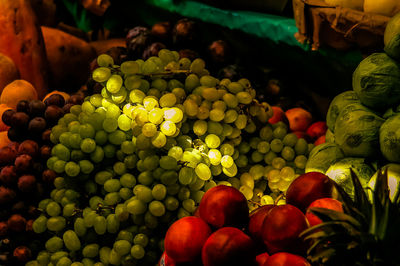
[92, 67, 111, 82]
[160, 121, 178, 139]
[251, 151, 264, 163]
[104, 192, 121, 205]
[228, 177, 241, 189]
[168, 146, 183, 160]
[99, 247, 111, 265]
[281, 146, 295, 161]
[295, 138, 308, 155]
[236, 91, 253, 105]
[52, 143, 70, 161]
[81, 138, 96, 153]
[151, 131, 167, 148]
[52, 160, 65, 173]
[158, 156, 177, 170]
[219, 143, 234, 156]
[257, 141, 270, 154]
[205, 134, 220, 148]
[182, 199, 196, 213]
[249, 164, 264, 180]
[240, 173, 255, 189]
[82, 244, 100, 258]
[65, 161, 80, 177]
[130, 244, 145, 259]
[63, 230, 81, 251]
[121, 61, 140, 75]
[260, 126, 273, 141]
[177, 208, 191, 219]
[127, 199, 147, 215]
[294, 155, 307, 169]
[108, 130, 126, 145]
[148, 200, 165, 216]
[222, 163, 238, 177]
[179, 166, 195, 185]
[104, 179, 121, 193]
[114, 240, 131, 256]
[151, 78, 167, 92]
[106, 214, 120, 233]
[103, 144, 117, 158]
[129, 89, 146, 104]
[191, 190, 204, 203]
[164, 196, 179, 211]
[164, 107, 184, 123]
[185, 74, 200, 91]
[46, 202, 61, 217]
[50, 251, 68, 264]
[227, 82, 244, 94]
[209, 109, 225, 122]
[148, 108, 164, 124]
[47, 216, 66, 232]
[90, 146, 104, 163]
[273, 126, 287, 139]
[97, 54, 114, 66]
[159, 93, 176, 108]
[74, 218, 87, 237]
[189, 58, 205, 74]
[272, 157, 286, 169]
[208, 149, 222, 165]
[280, 166, 295, 182]
[45, 236, 64, 252]
[108, 248, 122, 265]
[270, 139, 284, 153]
[94, 216, 107, 235]
[117, 230, 134, 242]
[151, 184, 167, 200]
[220, 155, 234, 168]
[117, 114, 132, 132]
[267, 169, 280, 182]
[283, 133, 298, 147]
[120, 173, 136, 188]
[195, 163, 211, 180]
[239, 185, 253, 200]
[106, 75, 123, 93]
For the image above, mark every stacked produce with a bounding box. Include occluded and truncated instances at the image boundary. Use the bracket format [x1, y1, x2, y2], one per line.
[306, 13, 400, 198]
[0, 93, 83, 264]
[19, 48, 319, 265]
[161, 171, 347, 265]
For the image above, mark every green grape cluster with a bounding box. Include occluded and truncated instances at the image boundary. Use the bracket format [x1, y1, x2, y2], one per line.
[28, 49, 312, 265]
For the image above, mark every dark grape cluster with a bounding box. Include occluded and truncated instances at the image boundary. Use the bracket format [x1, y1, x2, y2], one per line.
[0, 94, 83, 264]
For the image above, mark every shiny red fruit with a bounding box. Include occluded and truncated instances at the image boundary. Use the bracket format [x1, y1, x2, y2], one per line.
[261, 204, 309, 255]
[202, 227, 256, 266]
[263, 252, 310, 266]
[255, 252, 270, 266]
[306, 198, 343, 227]
[7, 214, 26, 232]
[199, 185, 249, 229]
[13, 246, 31, 263]
[249, 205, 275, 244]
[286, 172, 334, 213]
[165, 216, 211, 263]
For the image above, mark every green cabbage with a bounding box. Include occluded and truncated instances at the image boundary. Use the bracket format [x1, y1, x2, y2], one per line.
[305, 142, 344, 174]
[367, 163, 400, 202]
[334, 103, 384, 158]
[325, 157, 376, 198]
[352, 53, 400, 111]
[380, 114, 400, 163]
[326, 90, 359, 132]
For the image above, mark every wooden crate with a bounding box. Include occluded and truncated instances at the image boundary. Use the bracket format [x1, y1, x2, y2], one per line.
[293, 0, 390, 52]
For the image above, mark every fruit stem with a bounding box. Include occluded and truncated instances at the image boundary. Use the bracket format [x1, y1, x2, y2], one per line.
[274, 193, 285, 205]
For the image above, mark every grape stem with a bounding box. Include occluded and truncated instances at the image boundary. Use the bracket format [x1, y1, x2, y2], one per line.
[274, 193, 285, 205]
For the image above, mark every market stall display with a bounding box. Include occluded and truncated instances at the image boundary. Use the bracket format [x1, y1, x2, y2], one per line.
[0, 0, 398, 265]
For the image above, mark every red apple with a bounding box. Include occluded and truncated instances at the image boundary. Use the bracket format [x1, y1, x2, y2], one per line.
[268, 106, 286, 124]
[261, 204, 309, 255]
[164, 216, 211, 263]
[199, 185, 249, 229]
[306, 198, 343, 227]
[255, 252, 270, 266]
[202, 227, 256, 266]
[285, 108, 312, 132]
[249, 205, 275, 244]
[286, 172, 334, 213]
[263, 252, 311, 266]
[314, 135, 326, 146]
[306, 121, 327, 140]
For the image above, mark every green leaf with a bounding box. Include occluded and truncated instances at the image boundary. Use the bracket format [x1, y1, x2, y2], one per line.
[309, 207, 362, 228]
[350, 169, 372, 218]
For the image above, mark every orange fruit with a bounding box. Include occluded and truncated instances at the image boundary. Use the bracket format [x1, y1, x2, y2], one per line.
[42, 90, 70, 102]
[0, 104, 11, 131]
[0, 79, 38, 109]
[0, 53, 19, 94]
[0, 131, 11, 148]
